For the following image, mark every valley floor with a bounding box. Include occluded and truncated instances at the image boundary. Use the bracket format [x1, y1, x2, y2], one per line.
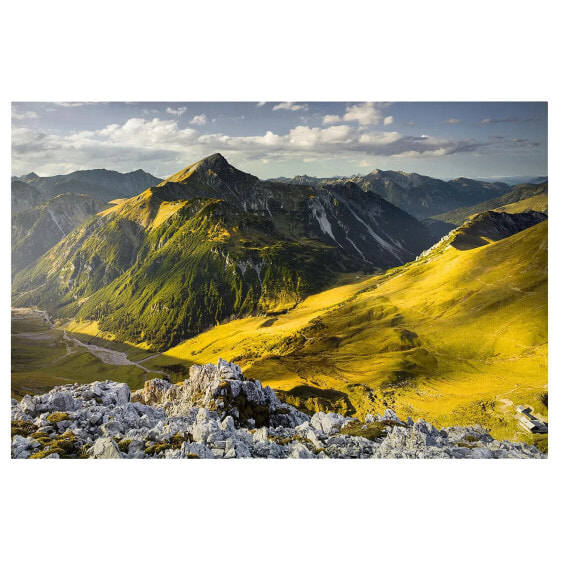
[11, 308, 182, 399]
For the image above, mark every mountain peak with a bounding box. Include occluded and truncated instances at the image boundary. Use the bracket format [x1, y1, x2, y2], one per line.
[199, 152, 228, 166]
[161, 153, 254, 186]
[20, 172, 40, 182]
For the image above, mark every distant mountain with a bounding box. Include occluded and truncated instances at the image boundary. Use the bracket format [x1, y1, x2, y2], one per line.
[267, 174, 348, 186]
[432, 182, 548, 226]
[11, 180, 42, 216]
[15, 168, 162, 203]
[469, 175, 548, 186]
[12, 153, 434, 350]
[271, 169, 512, 219]
[12, 193, 108, 275]
[531, 176, 548, 184]
[353, 170, 510, 219]
[18, 172, 40, 183]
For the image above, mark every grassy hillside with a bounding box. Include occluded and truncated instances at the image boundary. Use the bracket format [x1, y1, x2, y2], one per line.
[432, 182, 547, 226]
[158, 220, 547, 442]
[495, 193, 548, 214]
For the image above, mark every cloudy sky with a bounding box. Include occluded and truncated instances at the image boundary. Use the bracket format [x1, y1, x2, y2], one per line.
[12, 102, 547, 180]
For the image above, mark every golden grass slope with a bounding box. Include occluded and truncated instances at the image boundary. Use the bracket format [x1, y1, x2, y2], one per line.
[161, 221, 547, 442]
[494, 193, 548, 215]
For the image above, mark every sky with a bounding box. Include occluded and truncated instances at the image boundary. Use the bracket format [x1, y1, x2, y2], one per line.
[11, 102, 547, 180]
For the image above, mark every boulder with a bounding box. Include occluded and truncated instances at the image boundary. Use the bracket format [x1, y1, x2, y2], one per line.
[383, 409, 400, 422]
[43, 390, 76, 412]
[288, 442, 315, 459]
[311, 412, 346, 436]
[20, 395, 37, 416]
[91, 437, 122, 459]
[101, 421, 123, 437]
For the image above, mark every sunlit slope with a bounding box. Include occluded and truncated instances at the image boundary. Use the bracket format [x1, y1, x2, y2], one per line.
[162, 220, 547, 439]
[495, 193, 548, 214]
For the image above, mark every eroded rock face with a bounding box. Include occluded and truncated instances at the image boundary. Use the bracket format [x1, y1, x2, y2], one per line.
[10, 359, 546, 460]
[135, 358, 307, 429]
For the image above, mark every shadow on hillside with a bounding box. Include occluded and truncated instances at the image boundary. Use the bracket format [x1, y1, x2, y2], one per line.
[276, 384, 356, 416]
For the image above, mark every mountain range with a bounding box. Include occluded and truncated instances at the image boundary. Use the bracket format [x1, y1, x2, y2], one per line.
[11, 168, 163, 274]
[269, 169, 513, 218]
[12, 154, 434, 349]
[12, 168, 162, 207]
[10, 152, 548, 447]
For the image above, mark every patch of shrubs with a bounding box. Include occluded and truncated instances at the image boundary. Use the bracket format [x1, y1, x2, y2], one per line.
[11, 420, 36, 438]
[339, 420, 397, 441]
[46, 412, 70, 424]
[29, 430, 82, 459]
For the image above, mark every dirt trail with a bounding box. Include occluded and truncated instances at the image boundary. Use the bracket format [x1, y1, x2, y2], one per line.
[62, 331, 165, 375]
[13, 307, 165, 376]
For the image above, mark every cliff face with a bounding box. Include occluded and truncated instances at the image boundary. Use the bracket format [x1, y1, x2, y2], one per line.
[11, 359, 545, 459]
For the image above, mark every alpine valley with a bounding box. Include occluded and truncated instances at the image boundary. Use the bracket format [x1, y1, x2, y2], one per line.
[11, 153, 548, 458]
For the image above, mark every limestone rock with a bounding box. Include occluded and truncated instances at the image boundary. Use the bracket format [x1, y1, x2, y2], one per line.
[91, 437, 122, 459]
[10, 360, 547, 460]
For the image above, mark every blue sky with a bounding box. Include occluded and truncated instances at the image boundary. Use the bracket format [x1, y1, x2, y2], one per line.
[12, 102, 547, 180]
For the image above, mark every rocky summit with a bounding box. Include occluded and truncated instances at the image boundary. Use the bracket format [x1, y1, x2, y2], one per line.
[11, 359, 545, 459]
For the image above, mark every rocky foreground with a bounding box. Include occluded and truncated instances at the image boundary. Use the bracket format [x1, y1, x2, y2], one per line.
[11, 359, 545, 459]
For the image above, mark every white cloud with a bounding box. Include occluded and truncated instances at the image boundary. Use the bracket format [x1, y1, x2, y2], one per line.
[190, 114, 207, 126]
[53, 102, 87, 107]
[51, 102, 108, 108]
[322, 114, 341, 125]
[256, 101, 266, 107]
[358, 131, 402, 145]
[319, 125, 354, 143]
[12, 108, 39, 120]
[481, 117, 518, 125]
[97, 118, 198, 144]
[343, 102, 390, 126]
[166, 106, 187, 116]
[383, 115, 394, 126]
[443, 118, 462, 124]
[272, 102, 309, 111]
[13, 115, 514, 177]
